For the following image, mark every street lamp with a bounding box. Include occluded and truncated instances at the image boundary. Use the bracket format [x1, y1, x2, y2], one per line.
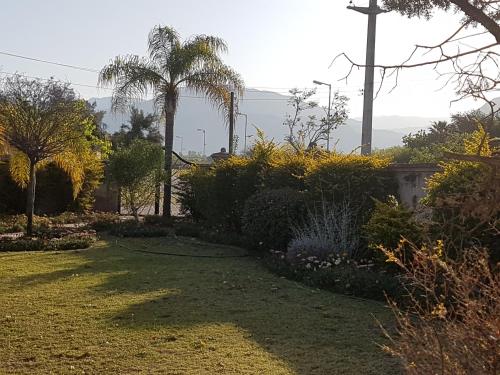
[236, 112, 248, 154]
[197, 128, 206, 156]
[176, 135, 184, 156]
[313, 80, 332, 151]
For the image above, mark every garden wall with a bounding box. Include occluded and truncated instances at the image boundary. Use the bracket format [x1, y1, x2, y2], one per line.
[388, 163, 441, 209]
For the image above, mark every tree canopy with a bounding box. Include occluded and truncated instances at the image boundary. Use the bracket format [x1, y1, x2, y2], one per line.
[0, 75, 109, 234]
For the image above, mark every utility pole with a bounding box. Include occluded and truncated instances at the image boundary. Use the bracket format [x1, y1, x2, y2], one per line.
[348, 0, 387, 155]
[228, 91, 235, 154]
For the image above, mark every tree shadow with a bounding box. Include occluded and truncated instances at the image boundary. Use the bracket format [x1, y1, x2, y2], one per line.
[7, 237, 399, 374]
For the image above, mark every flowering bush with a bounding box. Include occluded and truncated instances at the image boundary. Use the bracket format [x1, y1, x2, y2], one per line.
[267, 249, 401, 301]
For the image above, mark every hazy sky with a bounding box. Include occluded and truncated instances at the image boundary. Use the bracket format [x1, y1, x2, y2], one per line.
[0, 0, 497, 122]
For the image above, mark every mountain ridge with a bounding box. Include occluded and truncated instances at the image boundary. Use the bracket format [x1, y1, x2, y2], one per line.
[90, 89, 450, 154]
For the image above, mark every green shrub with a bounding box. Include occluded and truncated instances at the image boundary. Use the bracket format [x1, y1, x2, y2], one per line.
[262, 153, 310, 190]
[0, 234, 96, 252]
[143, 215, 173, 227]
[363, 197, 423, 267]
[265, 251, 402, 302]
[304, 153, 397, 224]
[108, 221, 172, 237]
[87, 212, 121, 232]
[178, 157, 266, 232]
[422, 129, 499, 260]
[179, 150, 397, 237]
[174, 221, 202, 238]
[242, 188, 307, 251]
[0, 214, 51, 234]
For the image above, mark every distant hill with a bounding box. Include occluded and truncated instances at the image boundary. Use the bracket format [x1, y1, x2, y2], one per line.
[90, 89, 445, 154]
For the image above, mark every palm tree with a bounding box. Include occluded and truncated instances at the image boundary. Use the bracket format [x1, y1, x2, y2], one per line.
[0, 76, 106, 235]
[99, 25, 244, 217]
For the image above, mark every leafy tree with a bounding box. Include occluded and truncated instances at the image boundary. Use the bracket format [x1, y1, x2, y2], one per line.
[284, 88, 349, 152]
[111, 107, 162, 148]
[0, 75, 108, 235]
[107, 139, 164, 222]
[99, 25, 244, 217]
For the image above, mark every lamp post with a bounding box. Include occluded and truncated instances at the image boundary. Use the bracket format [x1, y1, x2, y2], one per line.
[197, 128, 206, 156]
[312, 80, 332, 151]
[236, 112, 248, 154]
[175, 135, 184, 156]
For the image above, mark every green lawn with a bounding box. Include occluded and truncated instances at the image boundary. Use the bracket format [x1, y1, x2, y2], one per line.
[0, 236, 400, 374]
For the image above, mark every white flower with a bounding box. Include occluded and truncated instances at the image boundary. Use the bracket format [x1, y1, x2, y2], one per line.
[305, 263, 312, 269]
[334, 259, 341, 265]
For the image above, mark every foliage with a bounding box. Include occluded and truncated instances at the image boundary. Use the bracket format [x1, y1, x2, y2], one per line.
[377, 112, 500, 164]
[284, 88, 349, 151]
[99, 25, 244, 217]
[108, 220, 172, 237]
[0, 233, 96, 252]
[110, 107, 162, 148]
[173, 220, 202, 238]
[0, 214, 51, 234]
[108, 139, 164, 221]
[363, 196, 423, 258]
[379, 241, 499, 375]
[86, 212, 121, 232]
[304, 153, 397, 224]
[241, 188, 307, 251]
[178, 156, 267, 232]
[267, 250, 402, 302]
[424, 128, 499, 259]
[0, 76, 109, 233]
[143, 214, 173, 227]
[179, 141, 397, 234]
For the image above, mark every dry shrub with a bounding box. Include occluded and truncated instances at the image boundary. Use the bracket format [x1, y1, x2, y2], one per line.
[379, 241, 499, 374]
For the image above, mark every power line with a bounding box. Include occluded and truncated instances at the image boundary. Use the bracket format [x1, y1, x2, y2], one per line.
[0, 50, 367, 97]
[0, 50, 99, 73]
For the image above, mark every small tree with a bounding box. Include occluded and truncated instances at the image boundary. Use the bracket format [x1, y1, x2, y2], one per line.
[108, 139, 164, 221]
[284, 88, 349, 152]
[0, 76, 106, 235]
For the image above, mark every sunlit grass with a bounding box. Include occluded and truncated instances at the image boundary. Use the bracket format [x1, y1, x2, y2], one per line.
[0, 236, 400, 374]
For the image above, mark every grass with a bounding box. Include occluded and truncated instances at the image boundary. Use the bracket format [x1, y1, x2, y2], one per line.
[0, 236, 400, 374]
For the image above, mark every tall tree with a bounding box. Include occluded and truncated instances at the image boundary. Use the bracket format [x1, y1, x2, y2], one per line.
[0, 76, 108, 235]
[99, 25, 244, 217]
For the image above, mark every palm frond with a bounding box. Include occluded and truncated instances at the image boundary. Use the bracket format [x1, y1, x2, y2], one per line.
[98, 55, 166, 112]
[181, 63, 244, 114]
[8, 150, 30, 188]
[148, 25, 180, 68]
[52, 149, 87, 197]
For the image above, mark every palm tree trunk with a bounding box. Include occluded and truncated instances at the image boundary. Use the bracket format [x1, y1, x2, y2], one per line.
[162, 98, 175, 218]
[26, 161, 36, 236]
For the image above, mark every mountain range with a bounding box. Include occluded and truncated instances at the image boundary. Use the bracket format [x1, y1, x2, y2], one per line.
[90, 88, 448, 154]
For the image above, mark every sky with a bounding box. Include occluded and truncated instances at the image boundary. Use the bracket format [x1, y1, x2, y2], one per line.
[0, 0, 497, 124]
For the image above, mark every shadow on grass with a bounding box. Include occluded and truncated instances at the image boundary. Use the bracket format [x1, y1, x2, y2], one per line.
[9, 236, 400, 374]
